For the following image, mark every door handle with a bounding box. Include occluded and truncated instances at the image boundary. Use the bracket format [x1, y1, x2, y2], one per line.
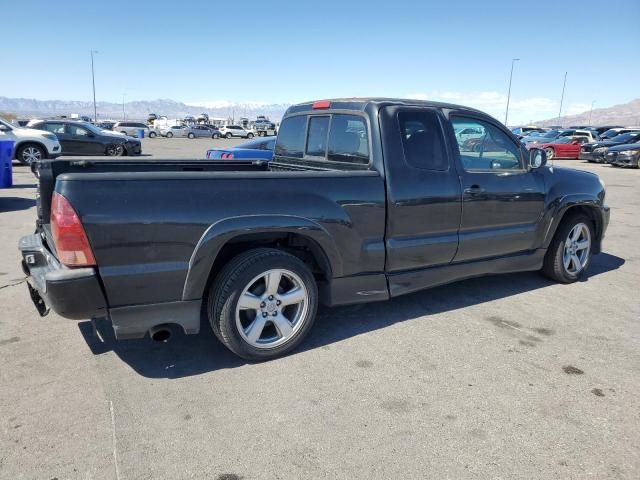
[464, 185, 486, 194]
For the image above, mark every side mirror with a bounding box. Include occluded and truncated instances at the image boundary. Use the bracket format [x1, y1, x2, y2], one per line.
[571, 140, 579, 145]
[529, 148, 547, 169]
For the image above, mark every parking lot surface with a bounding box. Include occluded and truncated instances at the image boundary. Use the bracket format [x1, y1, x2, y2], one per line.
[0, 145, 638, 479]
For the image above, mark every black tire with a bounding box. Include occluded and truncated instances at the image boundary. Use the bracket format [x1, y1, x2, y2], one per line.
[212, 133, 220, 139]
[542, 213, 594, 283]
[188, 132, 195, 139]
[247, 133, 254, 139]
[225, 132, 232, 139]
[149, 131, 157, 138]
[15, 143, 45, 165]
[207, 248, 318, 361]
[166, 131, 174, 138]
[105, 144, 124, 156]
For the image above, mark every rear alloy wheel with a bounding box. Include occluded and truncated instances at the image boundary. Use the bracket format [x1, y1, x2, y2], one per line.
[208, 248, 318, 361]
[545, 147, 555, 160]
[188, 132, 195, 139]
[166, 132, 174, 138]
[542, 214, 594, 283]
[17, 144, 45, 165]
[212, 133, 220, 139]
[247, 133, 254, 139]
[149, 131, 157, 138]
[105, 144, 124, 156]
[225, 132, 233, 139]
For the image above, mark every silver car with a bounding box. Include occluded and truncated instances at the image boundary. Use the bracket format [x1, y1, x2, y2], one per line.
[162, 125, 216, 139]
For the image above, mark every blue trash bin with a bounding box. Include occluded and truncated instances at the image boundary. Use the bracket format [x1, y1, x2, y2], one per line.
[0, 139, 15, 188]
[137, 129, 145, 138]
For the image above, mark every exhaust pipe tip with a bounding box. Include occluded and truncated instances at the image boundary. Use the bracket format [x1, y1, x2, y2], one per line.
[149, 325, 172, 343]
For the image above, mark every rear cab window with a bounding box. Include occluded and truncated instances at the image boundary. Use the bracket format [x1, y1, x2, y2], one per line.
[275, 112, 370, 166]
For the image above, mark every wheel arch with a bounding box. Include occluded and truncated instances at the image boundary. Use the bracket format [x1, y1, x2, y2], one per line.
[543, 198, 605, 254]
[14, 140, 48, 159]
[182, 215, 343, 301]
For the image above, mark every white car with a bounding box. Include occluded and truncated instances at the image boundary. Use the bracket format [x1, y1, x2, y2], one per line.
[219, 125, 254, 139]
[0, 117, 62, 165]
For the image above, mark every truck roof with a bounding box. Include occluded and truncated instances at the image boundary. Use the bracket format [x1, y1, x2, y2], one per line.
[285, 97, 488, 117]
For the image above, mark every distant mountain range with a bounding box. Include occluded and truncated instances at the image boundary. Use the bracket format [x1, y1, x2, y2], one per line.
[536, 98, 640, 127]
[0, 96, 290, 122]
[2, 95, 639, 128]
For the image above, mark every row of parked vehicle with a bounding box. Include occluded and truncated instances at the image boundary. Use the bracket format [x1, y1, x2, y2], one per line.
[97, 121, 277, 140]
[506, 125, 640, 168]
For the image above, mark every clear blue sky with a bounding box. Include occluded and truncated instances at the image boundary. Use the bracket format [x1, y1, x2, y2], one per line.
[2, 0, 639, 123]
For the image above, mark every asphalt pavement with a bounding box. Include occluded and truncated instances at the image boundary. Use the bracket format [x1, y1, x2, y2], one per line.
[0, 143, 638, 479]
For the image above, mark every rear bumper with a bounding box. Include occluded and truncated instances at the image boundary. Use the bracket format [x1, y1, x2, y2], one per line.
[19, 234, 107, 320]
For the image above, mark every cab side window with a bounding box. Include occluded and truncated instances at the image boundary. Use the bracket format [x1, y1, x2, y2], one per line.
[66, 125, 90, 137]
[451, 117, 523, 171]
[398, 110, 448, 171]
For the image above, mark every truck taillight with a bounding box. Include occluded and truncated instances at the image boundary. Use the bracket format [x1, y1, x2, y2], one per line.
[50, 192, 96, 267]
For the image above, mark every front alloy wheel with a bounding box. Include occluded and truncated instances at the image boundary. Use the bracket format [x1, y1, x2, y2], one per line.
[542, 214, 594, 283]
[563, 223, 591, 276]
[18, 145, 44, 165]
[545, 147, 554, 160]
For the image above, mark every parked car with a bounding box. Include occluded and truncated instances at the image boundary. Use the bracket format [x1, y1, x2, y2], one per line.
[112, 121, 150, 138]
[253, 120, 278, 137]
[28, 120, 141, 156]
[529, 136, 592, 160]
[0, 117, 62, 165]
[606, 142, 640, 168]
[510, 126, 546, 136]
[524, 129, 597, 145]
[161, 125, 217, 138]
[95, 121, 116, 131]
[19, 98, 609, 362]
[206, 137, 276, 160]
[579, 131, 640, 162]
[597, 128, 636, 140]
[219, 125, 254, 139]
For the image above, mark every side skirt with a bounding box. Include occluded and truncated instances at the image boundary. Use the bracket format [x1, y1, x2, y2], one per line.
[388, 249, 546, 298]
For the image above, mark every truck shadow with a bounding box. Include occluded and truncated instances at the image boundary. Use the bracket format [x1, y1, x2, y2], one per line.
[0, 197, 37, 212]
[78, 252, 625, 379]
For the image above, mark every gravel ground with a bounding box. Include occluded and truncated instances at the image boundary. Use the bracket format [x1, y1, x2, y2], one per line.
[0, 147, 638, 480]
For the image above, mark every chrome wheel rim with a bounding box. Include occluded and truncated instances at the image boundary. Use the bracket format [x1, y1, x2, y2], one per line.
[545, 147, 554, 160]
[563, 223, 591, 275]
[235, 269, 309, 349]
[22, 147, 42, 163]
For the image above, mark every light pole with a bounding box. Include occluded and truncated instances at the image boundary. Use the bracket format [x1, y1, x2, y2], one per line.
[90, 50, 98, 122]
[588, 100, 595, 125]
[558, 71, 568, 125]
[504, 58, 519, 126]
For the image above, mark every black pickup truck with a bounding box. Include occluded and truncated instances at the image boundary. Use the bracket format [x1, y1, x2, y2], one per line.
[19, 98, 609, 360]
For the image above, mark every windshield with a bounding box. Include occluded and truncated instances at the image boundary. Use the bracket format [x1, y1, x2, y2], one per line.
[600, 129, 620, 138]
[610, 132, 639, 142]
[541, 130, 561, 138]
[74, 122, 104, 134]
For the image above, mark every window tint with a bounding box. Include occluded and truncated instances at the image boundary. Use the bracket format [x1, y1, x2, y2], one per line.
[327, 114, 369, 164]
[451, 117, 523, 171]
[274, 115, 307, 159]
[305, 116, 329, 157]
[66, 124, 90, 136]
[40, 122, 65, 134]
[398, 110, 448, 170]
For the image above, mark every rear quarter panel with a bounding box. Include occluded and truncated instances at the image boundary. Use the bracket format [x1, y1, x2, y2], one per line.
[54, 171, 386, 307]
